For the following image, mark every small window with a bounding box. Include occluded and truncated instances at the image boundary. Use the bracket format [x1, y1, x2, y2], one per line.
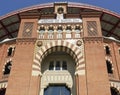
[57, 34, 62, 39]
[7, 46, 15, 57]
[57, 26, 63, 32]
[48, 26, 54, 32]
[49, 61, 54, 70]
[56, 61, 60, 70]
[4, 61, 12, 75]
[62, 61, 67, 70]
[75, 26, 81, 32]
[66, 34, 71, 38]
[39, 34, 44, 39]
[75, 34, 80, 38]
[106, 60, 113, 74]
[0, 88, 6, 95]
[66, 26, 72, 32]
[105, 46, 110, 55]
[110, 87, 120, 95]
[48, 34, 53, 39]
[49, 61, 67, 71]
[8, 47, 13, 56]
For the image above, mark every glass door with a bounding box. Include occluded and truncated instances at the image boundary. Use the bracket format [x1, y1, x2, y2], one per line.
[44, 85, 70, 95]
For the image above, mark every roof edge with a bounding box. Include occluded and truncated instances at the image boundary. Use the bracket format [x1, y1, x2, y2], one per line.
[68, 2, 120, 18]
[0, 2, 120, 20]
[0, 2, 53, 20]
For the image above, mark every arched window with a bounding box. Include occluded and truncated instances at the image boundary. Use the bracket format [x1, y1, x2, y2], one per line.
[39, 26, 45, 33]
[106, 60, 113, 74]
[49, 61, 67, 71]
[56, 61, 60, 70]
[66, 25, 72, 32]
[105, 46, 110, 55]
[0, 88, 6, 95]
[57, 26, 63, 32]
[75, 25, 81, 32]
[62, 61, 67, 70]
[48, 26, 54, 33]
[49, 61, 54, 70]
[3, 61, 12, 75]
[110, 87, 120, 95]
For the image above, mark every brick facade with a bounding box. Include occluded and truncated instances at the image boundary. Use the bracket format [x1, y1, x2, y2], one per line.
[0, 2, 120, 95]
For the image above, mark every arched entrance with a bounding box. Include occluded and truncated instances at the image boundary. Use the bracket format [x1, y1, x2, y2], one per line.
[32, 40, 85, 95]
[40, 47, 76, 95]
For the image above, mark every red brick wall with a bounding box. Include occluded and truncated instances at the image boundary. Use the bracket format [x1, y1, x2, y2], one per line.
[5, 18, 38, 95]
[103, 40, 120, 80]
[82, 13, 111, 95]
[6, 40, 36, 95]
[0, 41, 16, 80]
[84, 40, 111, 95]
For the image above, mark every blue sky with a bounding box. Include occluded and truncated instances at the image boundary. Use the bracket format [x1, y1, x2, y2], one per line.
[0, 0, 120, 16]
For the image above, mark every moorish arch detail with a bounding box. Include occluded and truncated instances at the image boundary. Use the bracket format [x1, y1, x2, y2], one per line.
[32, 40, 85, 76]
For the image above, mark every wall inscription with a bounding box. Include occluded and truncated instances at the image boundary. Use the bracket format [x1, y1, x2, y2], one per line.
[38, 19, 82, 24]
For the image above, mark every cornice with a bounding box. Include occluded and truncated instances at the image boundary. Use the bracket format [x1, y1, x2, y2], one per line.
[16, 38, 37, 44]
[83, 37, 103, 43]
[103, 37, 120, 44]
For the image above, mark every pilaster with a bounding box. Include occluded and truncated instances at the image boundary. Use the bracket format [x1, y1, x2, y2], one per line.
[6, 17, 38, 95]
[82, 12, 111, 95]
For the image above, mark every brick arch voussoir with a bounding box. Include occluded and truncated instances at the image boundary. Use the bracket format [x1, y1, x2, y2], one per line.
[32, 40, 84, 76]
[40, 41, 80, 63]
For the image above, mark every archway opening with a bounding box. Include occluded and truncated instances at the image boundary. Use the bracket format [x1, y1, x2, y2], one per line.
[40, 46, 77, 95]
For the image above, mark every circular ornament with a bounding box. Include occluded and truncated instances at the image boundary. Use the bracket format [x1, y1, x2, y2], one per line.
[76, 40, 82, 46]
[37, 41, 42, 47]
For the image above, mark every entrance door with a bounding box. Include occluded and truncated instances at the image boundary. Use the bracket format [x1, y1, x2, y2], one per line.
[44, 85, 70, 95]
